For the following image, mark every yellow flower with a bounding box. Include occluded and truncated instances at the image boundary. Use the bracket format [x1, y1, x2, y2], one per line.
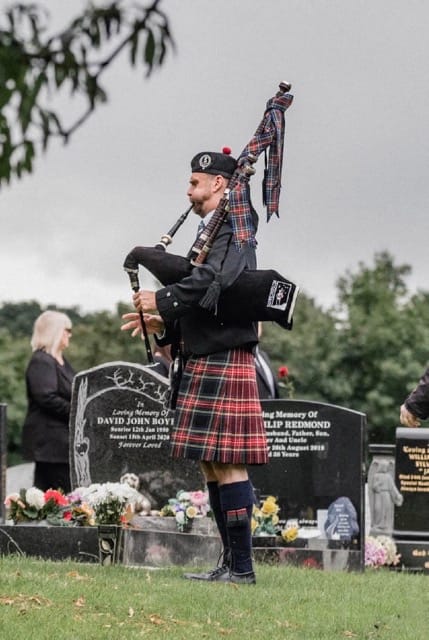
[251, 518, 259, 534]
[261, 496, 279, 515]
[281, 526, 298, 543]
[271, 514, 279, 526]
[186, 506, 198, 519]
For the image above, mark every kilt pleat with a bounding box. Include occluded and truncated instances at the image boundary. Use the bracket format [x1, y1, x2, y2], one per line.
[170, 348, 268, 465]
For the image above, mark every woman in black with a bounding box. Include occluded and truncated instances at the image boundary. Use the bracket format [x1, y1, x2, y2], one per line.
[22, 310, 75, 493]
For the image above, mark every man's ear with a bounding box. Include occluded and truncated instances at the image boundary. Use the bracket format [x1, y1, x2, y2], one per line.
[213, 174, 227, 193]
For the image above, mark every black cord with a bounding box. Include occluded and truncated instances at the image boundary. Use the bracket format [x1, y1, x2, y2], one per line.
[125, 269, 154, 364]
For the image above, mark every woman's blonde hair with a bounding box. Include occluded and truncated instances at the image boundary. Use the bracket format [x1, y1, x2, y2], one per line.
[31, 310, 72, 355]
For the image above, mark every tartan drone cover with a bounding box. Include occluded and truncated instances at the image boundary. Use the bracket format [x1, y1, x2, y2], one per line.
[230, 91, 294, 249]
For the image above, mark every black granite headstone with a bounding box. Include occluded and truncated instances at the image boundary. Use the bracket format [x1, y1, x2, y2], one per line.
[69, 362, 202, 509]
[394, 427, 429, 539]
[249, 399, 365, 553]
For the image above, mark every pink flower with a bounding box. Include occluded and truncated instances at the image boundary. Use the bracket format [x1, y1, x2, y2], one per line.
[278, 365, 289, 378]
[189, 491, 208, 507]
[365, 537, 388, 567]
[4, 493, 20, 507]
[44, 489, 69, 506]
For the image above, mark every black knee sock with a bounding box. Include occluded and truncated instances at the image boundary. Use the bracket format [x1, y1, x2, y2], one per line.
[219, 480, 255, 575]
[206, 481, 230, 565]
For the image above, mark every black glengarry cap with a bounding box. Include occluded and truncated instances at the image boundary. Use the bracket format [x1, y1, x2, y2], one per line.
[191, 147, 237, 179]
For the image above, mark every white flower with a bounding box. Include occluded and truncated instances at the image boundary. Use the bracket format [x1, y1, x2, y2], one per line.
[25, 487, 45, 510]
[175, 510, 185, 524]
[376, 535, 400, 566]
[78, 482, 139, 508]
[121, 486, 141, 505]
[178, 491, 191, 501]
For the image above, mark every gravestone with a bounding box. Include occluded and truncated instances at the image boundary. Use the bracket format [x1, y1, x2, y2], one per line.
[393, 427, 429, 572]
[69, 362, 203, 509]
[250, 399, 365, 570]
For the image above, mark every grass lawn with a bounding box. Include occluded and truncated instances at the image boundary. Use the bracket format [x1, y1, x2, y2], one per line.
[0, 556, 427, 639]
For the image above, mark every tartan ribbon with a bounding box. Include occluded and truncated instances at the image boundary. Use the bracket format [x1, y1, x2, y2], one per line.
[226, 508, 249, 527]
[230, 92, 293, 249]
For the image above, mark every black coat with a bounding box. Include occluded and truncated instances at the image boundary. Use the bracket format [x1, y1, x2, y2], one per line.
[404, 365, 429, 420]
[22, 349, 75, 463]
[156, 220, 258, 356]
[255, 348, 280, 399]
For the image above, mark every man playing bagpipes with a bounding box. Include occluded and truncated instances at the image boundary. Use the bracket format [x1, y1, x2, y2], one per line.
[122, 84, 294, 584]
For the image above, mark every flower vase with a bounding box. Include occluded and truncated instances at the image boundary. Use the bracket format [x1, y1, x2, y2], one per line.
[97, 524, 123, 565]
[182, 520, 193, 533]
[252, 534, 278, 547]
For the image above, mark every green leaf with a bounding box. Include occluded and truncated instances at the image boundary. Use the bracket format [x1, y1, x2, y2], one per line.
[54, 63, 67, 88]
[129, 32, 138, 67]
[0, 87, 13, 109]
[85, 74, 98, 108]
[22, 507, 39, 519]
[144, 29, 155, 72]
[23, 139, 34, 170]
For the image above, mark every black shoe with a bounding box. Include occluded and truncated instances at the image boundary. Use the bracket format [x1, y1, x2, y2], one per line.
[183, 564, 230, 581]
[217, 571, 256, 585]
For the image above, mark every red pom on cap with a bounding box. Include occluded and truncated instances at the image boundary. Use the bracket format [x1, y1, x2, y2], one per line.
[222, 146, 231, 155]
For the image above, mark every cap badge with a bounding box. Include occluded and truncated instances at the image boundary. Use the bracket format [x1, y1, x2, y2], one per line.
[199, 154, 212, 170]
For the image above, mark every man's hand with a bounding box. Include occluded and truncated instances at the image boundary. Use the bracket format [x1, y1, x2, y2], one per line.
[399, 404, 421, 428]
[121, 312, 164, 337]
[133, 290, 158, 313]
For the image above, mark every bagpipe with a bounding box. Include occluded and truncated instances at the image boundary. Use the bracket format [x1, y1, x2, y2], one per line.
[124, 82, 299, 361]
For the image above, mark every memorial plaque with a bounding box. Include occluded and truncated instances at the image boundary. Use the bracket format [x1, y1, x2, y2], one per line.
[324, 497, 359, 541]
[249, 399, 365, 549]
[394, 427, 429, 538]
[69, 362, 202, 509]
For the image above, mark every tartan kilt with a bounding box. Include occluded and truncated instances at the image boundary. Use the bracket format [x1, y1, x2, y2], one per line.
[170, 348, 268, 465]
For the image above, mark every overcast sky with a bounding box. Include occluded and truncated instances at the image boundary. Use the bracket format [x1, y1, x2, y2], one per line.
[2, 0, 429, 315]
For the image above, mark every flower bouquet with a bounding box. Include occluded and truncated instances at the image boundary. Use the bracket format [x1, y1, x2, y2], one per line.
[76, 482, 142, 525]
[365, 535, 400, 568]
[252, 496, 299, 545]
[4, 488, 72, 525]
[252, 495, 281, 536]
[160, 489, 211, 532]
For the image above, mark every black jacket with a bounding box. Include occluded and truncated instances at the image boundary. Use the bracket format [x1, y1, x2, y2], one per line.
[404, 366, 429, 420]
[156, 220, 258, 356]
[22, 349, 75, 463]
[255, 348, 280, 399]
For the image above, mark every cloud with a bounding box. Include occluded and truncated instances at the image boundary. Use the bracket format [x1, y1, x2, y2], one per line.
[2, 0, 429, 313]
